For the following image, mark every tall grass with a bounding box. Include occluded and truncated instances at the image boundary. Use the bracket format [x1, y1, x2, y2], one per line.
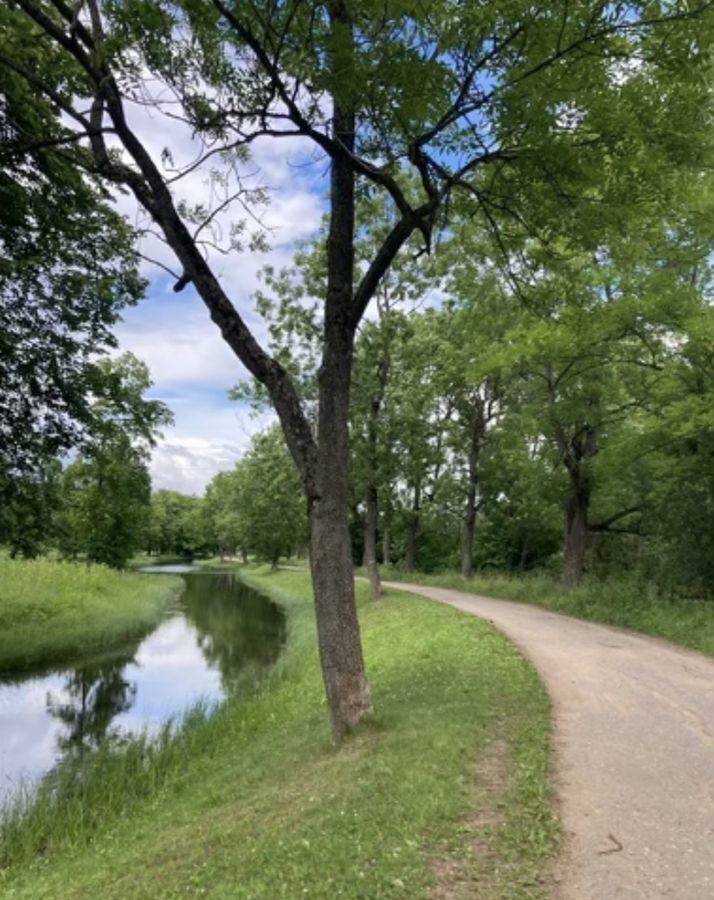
[377, 567, 714, 656]
[0, 557, 182, 674]
[0, 704, 215, 869]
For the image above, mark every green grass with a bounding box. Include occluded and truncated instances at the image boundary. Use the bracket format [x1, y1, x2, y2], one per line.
[0, 568, 557, 900]
[128, 553, 193, 568]
[0, 557, 183, 674]
[375, 567, 714, 657]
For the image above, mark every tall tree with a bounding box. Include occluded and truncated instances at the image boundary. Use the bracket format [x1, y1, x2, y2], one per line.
[4, 0, 710, 735]
[0, 459, 61, 559]
[0, 47, 143, 478]
[500, 217, 712, 587]
[57, 355, 172, 568]
[147, 491, 213, 559]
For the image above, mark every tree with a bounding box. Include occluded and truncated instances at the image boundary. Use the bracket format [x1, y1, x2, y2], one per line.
[422, 292, 510, 579]
[4, 0, 710, 735]
[383, 311, 453, 571]
[0, 45, 143, 478]
[147, 491, 214, 558]
[204, 472, 249, 560]
[57, 354, 171, 568]
[58, 436, 152, 567]
[608, 307, 714, 596]
[0, 459, 61, 559]
[206, 427, 307, 568]
[494, 212, 712, 587]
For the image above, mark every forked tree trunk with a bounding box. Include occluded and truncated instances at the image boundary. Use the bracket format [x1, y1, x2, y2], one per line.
[562, 473, 591, 590]
[307, 15, 372, 736]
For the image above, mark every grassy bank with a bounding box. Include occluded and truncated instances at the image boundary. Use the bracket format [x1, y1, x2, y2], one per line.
[128, 553, 193, 568]
[1, 569, 557, 900]
[0, 557, 182, 674]
[375, 567, 714, 657]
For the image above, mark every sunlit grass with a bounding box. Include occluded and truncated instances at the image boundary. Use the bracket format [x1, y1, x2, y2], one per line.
[375, 567, 714, 657]
[0, 557, 182, 674]
[0, 568, 557, 900]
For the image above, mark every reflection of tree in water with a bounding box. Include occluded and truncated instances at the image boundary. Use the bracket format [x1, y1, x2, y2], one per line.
[46, 652, 137, 759]
[41, 575, 283, 765]
[181, 574, 285, 689]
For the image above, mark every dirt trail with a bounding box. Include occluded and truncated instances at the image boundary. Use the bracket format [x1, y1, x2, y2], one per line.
[383, 581, 714, 900]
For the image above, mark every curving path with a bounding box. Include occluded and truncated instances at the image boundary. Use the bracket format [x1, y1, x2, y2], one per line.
[383, 581, 714, 900]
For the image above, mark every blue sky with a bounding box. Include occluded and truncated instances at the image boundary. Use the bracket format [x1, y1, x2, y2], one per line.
[112, 104, 327, 495]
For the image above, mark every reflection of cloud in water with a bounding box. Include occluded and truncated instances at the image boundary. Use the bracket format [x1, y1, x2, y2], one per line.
[0, 575, 281, 802]
[0, 674, 69, 794]
[132, 617, 216, 670]
[0, 617, 222, 798]
[114, 617, 223, 728]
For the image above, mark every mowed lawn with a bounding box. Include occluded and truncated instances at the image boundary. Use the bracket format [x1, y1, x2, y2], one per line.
[374, 567, 714, 659]
[1, 569, 557, 900]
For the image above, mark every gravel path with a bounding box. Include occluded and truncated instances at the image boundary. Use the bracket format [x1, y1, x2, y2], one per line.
[383, 581, 714, 900]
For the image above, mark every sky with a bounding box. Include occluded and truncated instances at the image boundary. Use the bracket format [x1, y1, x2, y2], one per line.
[112, 99, 328, 496]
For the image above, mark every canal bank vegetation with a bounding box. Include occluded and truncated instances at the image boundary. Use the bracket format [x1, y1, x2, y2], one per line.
[1, 569, 557, 899]
[0, 557, 182, 674]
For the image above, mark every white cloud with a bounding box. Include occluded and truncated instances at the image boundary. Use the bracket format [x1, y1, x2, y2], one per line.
[149, 404, 276, 495]
[115, 295, 247, 389]
[104, 86, 319, 495]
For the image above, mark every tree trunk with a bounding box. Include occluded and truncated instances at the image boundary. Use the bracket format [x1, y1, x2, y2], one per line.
[364, 483, 381, 600]
[461, 488, 477, 579]
[517, 542, 530, 571]
[306, 13, 372, 737]
[562, 472, 590, 589]
[23, 0, 376, 739]
[309, 498, 371, 737]
[362, 351, 389, 600]
[404, 482, 421, 572]
[310, 340, 373, 735]
[460, 403, 483, 579]
[382, 516, 391, 568]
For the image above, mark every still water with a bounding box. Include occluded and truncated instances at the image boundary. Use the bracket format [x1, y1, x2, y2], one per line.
[0, 569, 285, 799]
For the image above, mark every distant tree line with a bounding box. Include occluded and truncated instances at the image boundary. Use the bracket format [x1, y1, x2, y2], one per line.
[0, 354, 171, 568]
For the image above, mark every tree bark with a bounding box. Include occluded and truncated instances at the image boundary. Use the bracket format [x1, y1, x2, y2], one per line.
[461, 487, 477, 579]
[364, 482, 381, 600]
[310, 324, 372, 735]
[404, 482, 421, 572]
[461, 402, 484, 579]
[362, 350, 389, 600]
[307, 6, 372, 737]
[562, 471, 591, 590]
[382, 512, 392, 568]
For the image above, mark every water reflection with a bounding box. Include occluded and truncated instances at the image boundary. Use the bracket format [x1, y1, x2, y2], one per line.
[47, 655, 137, 759]
[185, 574, 285, 688]
[0, 573, 284, 799]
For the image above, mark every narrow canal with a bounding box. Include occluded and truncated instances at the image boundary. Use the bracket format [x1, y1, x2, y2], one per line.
[0, 568, 285, 800]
